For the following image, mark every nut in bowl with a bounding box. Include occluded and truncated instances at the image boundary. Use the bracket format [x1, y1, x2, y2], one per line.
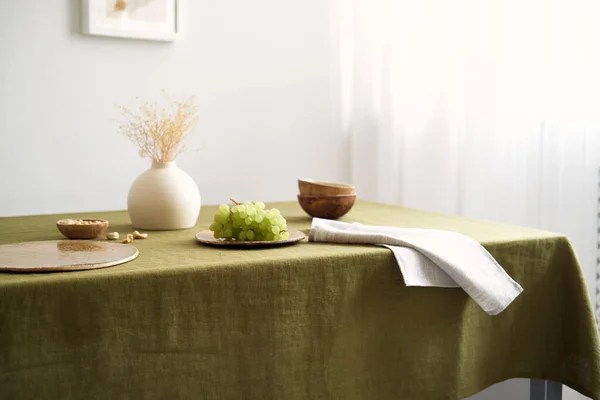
[56, 218, 109, 240]
[297, 194, 356, 220]
[298, 179, 355, 196]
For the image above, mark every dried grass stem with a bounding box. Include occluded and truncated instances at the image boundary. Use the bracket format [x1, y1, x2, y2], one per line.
[117, 92, 199, 163]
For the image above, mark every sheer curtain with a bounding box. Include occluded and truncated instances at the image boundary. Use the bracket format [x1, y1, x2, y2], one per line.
[335, 0, 600, 310]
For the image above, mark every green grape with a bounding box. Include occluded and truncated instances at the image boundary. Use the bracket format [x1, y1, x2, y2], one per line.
[209, 200, 291, 242]
[218, 204, 230, 216]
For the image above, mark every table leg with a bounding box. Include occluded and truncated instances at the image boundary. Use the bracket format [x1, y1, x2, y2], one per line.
[531, 379, 546, 400]
[546, 380, 562, 400]
[530, 379, 563, 400]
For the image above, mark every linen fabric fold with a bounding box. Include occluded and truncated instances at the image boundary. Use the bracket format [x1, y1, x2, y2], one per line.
[309, 218, 523, 315]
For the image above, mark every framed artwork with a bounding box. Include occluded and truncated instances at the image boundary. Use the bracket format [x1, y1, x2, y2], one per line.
[81, 0, 178, 41]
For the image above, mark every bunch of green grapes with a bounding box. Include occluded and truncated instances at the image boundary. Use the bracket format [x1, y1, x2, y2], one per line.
[209, 200, 290, 241]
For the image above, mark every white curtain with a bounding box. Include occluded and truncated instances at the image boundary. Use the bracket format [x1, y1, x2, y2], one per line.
[335, 0, 600, 312]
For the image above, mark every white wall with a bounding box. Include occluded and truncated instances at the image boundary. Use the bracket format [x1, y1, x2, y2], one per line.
[0, 0, 347, 217]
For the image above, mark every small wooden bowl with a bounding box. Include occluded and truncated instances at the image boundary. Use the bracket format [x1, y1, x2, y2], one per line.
[56, 218, 109, 240]
[298, 179, 355, 196]
[297, 194, 356, 220]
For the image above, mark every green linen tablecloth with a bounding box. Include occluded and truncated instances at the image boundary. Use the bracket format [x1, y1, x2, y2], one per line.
[0, 200, 599, 400]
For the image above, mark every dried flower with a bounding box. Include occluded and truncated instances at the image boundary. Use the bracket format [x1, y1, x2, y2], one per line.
[116, 91, 199, 163]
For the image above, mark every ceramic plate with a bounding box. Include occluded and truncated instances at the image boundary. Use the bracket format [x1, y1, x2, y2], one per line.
[195, 230, 306, 247]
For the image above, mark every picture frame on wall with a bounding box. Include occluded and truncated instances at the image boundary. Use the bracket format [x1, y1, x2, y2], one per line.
[81, 0, 178, 42]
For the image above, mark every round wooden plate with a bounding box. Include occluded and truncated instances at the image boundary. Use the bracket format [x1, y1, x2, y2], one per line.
[0, 240, 139, 272]
[195, 230, 306, 247]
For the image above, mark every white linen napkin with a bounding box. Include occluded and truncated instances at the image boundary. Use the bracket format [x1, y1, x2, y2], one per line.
[308, 218, 523, 315]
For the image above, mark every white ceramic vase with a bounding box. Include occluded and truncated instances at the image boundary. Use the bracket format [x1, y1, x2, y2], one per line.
[127, 161, 201, 230]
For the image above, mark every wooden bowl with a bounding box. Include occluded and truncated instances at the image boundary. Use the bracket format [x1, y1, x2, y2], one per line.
[56, 218, 109, 240]
[298, 179, 355, 196]
[297, 194, 356, 220]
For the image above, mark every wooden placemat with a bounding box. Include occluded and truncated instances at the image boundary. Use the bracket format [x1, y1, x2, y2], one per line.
[0, 240, 139, 272]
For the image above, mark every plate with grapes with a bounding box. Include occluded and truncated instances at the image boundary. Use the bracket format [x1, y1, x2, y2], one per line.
[195, 230, 306, 247]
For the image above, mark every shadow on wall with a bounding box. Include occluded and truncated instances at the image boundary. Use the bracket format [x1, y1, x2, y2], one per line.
[69, 0, 79, 34]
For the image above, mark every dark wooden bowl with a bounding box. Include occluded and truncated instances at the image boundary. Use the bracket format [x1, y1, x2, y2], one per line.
[297, 194, 356, 220]
[56, 218, 109, 240]
[298, 179, 355, 196]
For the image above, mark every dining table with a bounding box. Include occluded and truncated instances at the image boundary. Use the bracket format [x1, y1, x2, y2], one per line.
[0, 200, 599, 400]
